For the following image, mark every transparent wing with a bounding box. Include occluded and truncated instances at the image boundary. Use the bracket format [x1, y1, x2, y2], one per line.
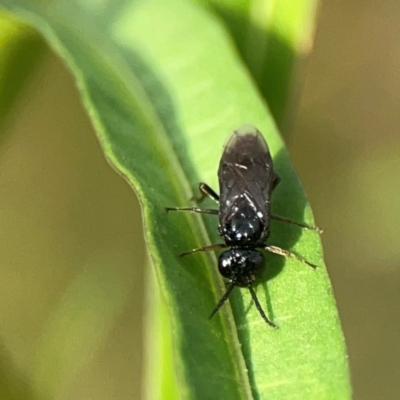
[218, 125, 278, 226]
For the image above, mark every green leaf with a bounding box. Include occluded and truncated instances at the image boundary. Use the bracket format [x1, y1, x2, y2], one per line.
[0, 1, 351, 399]
[142, 266, 180, 400]
[196, 0, 319, 127]
[0, 11, 44, 136]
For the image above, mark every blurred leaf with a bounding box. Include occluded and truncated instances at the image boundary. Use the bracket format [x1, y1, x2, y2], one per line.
[142, 264, 180, 400]
[196, 0, 319, 128]
[0, 1, 350, 399]
[0, 11, 44, 135]
[0, 344, 36, 400]
[33, 252, 132, 399]
[0, 12, 45, 400]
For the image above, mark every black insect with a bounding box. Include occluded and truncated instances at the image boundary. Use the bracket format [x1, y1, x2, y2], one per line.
[166, 125, 321, 328]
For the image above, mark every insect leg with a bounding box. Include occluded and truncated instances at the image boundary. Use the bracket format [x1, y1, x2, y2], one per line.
[165, 206, 218, 215]
[264, 245, 317, 269]
[272, 173, 281, 190]
[179, 243, 227, 258]
[209, 281, 236, 320]
[248, 286, 277, 328]
[271, 214, 323, 234]
[191, 182, 220, 204]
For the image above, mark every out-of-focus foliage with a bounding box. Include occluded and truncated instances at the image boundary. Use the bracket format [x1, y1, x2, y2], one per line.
[196, 0, 318, 128]
[0, 12, 44, 133]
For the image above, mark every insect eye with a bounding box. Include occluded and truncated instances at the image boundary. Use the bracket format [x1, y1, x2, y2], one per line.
[218, 251, 234, 279]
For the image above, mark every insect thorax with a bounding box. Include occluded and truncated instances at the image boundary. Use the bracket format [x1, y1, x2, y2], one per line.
[220, 203, 267, 246]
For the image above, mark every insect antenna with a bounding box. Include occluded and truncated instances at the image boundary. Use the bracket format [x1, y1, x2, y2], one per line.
[248, 286, 278, 328]
[209, 281, 236, 320]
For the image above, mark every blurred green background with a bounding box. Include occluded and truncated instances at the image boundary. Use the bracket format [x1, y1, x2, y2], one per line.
[0, 0, 399, 399]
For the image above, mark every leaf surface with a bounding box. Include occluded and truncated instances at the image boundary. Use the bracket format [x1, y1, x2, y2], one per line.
[197, 0, 319, 127]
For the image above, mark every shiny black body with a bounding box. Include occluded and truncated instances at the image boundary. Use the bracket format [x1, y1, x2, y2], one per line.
[166, 125, 319, 327]
[216, 128, 279, 288]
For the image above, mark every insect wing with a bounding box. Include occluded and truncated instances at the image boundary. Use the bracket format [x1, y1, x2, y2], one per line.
[218, 125, 277, 226]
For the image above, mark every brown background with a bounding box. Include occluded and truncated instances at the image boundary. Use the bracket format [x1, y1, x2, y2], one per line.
[291, 1, 400, 398]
